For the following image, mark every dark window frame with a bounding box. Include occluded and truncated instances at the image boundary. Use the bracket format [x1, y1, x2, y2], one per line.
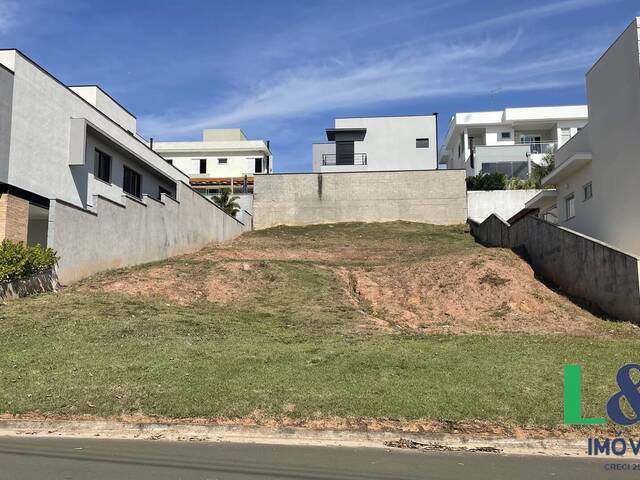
[500, 131, 512, 140]
[218, 158, 228, 165]
[159, 185, 172, 199]
[416, 138, 430, 148]
[123, 165, 142, 199]
[94, 148, 112, 184]
[199, 158, 207, 174]
[583, 182, 593, 201]
[254, 157, 263, 173]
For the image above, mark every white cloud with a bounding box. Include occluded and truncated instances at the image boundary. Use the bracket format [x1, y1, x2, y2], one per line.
[0, 0, 17, 34]
[140, 0, 618, 139]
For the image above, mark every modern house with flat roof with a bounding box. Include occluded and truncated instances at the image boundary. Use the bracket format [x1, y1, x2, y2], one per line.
[312, 115, 437, 172]
[530, 17, 640, 256]
[152, 129, 273, 200]
[441, 106, 588, 178]
[0, 48, 245, 282]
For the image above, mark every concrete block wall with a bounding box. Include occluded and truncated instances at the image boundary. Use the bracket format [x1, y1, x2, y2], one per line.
[470, 214, 640, 322]
[253, 170, 467, 229]
[48, 182, 247, 284]
[467, 190, 543, 223]
[0, 193, 28, 242]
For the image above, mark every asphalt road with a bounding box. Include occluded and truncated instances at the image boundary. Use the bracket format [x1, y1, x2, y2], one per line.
[0, 437, 628, 479]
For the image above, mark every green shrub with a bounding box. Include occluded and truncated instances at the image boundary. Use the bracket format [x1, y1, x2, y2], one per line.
[466, 173, 507, 191]
[506, 177, 537, 190]
[0, 240, 58, 282]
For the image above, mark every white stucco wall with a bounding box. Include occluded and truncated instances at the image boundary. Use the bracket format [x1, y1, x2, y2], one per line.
[332, 116, 438, 171]
[467, 190, 543, 223]
[69, 86, 137, 133]
[0, 50, 186, 209]
[0, 65, 13, 183]
[86, 132, 176, 207]
[552, 18, 640, 256]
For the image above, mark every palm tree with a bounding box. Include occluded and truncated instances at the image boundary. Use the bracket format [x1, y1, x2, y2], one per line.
[212, 188, 241, 216]
[531, 148, 555, 188]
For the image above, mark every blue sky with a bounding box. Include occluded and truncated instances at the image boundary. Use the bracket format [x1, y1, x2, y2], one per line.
[1, 0, 638, 171]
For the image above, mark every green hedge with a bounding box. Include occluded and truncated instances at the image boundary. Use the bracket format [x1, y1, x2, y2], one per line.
[0, 240, 58, 283]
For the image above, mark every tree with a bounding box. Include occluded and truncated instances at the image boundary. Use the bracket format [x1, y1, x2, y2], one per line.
[212, 188, 241, 216]
[531, 148, 555, 188]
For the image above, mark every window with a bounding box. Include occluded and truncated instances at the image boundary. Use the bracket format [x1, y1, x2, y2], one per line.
[254, 157, 263, 173]
[500, 131, 512, 140]
[165, 159, 173, 166]
[583, 182, 592, 201]
[564, 193, 575, 220]
[123, 165, 142, 198]
[191, 159, 206, 174]
[218, 158, 228, 165]
[159, 186, 172, 198]
[416, 138, 430, 148]
[560, 128, 571, 145]
[94, 149, 111, 183]
[481, 161, 528, 179]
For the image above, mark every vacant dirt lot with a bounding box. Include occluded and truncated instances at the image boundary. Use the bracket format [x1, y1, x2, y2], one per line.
[77, 222, 635, 337]
[2, 221, 638, 428]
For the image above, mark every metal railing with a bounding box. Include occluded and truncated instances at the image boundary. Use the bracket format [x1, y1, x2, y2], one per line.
[516, 141, 556, 155]
[322, 153, 367, 166]
[473, 142, 556, 155]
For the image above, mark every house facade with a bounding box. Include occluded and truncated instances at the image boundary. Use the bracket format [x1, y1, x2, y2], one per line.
[0, 49, 188, 247]
[152, 129, 272, 203]
[539, 17, 640, 256]
[441, 106, 588, 178]
[312, 115, 438, 172]
[0, 49, 246, 282]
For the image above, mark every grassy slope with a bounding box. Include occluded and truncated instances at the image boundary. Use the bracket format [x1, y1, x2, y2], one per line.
[0, 222, 635, 427]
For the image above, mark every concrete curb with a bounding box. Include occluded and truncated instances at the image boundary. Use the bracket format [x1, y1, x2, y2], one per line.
[0, 419, 587, 456]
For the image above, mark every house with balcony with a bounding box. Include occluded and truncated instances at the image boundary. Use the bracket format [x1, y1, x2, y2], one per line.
[441, 106, 588, 178]
[152, 129, 273, 214]
[530, 17, 640, 257]
[312, 115, 437, 172]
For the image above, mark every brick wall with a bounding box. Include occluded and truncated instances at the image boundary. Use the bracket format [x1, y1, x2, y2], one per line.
[0, 193, 28, 242]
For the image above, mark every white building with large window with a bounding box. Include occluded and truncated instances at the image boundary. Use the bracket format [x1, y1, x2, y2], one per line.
[441, 106, 588, 178]
[535, 17, 640, 256]
[152, 129, 273, 205]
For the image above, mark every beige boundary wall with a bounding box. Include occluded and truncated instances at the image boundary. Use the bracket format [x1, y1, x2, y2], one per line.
[253, 170, 467, 229]
[469, 214, 640, 322]
[48, 182, 247, 284]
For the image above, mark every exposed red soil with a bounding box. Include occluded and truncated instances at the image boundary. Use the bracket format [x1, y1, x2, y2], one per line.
[335, 250, 617, 336]
[0, 413, 630, 439]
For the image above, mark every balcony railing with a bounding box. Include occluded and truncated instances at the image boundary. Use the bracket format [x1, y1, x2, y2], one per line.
[322, 153, 367, 166]
[516, 141, 556, 155]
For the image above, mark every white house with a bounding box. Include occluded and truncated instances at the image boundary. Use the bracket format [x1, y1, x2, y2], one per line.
[0, 49, 245, 282]
[536, 17, 640, 256]
[0, 49, 188, 247]
[312, 115, 438, 172]
[441, 106, 588, 178]
[152, 129, 273, 205]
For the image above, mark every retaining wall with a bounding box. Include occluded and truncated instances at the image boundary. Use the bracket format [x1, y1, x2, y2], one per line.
[467, 190, 542, 223]
[253, 170, 467, 229]
[0, 268, 58, 300]
[48, 182, 247, 284]
[470, 214, 640, 322]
